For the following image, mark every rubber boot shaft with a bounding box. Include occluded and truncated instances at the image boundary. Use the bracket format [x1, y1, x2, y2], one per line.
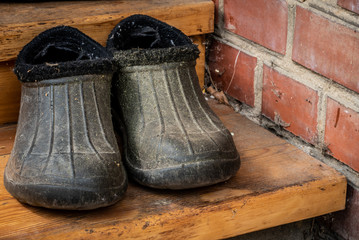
[4, 26, 128, 210]
[108, 15, 240, 189]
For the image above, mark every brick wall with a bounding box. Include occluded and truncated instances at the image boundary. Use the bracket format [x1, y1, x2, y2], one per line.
[209, 0, 359, 239]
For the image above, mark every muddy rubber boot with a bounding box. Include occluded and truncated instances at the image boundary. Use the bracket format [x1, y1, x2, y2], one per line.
[107, 15, 240, 189]
[4, 26, 127, 210]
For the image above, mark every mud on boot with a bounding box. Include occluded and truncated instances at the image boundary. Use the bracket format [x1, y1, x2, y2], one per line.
[107, 15, 240, 189]
[4, 26, 128, 210]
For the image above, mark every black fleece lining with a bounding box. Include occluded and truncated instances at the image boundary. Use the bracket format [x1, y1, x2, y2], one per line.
[15, 26, 114, 82]
[107, 14, 200, 66]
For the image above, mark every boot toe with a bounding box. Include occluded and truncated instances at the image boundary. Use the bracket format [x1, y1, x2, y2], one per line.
[127, 153, 240, 189]
[126, 131, 240, 189]
[4, 153, 127, 210]
[4, 171, 128, 210]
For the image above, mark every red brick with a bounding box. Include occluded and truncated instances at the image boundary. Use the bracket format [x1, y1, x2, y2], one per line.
[262, 65, 318, 143]
[293, 7, 359, 94]
[325, 98, 359, 171]
[208, 39, 257, 107]
[224, 0, 288, 54]
[338, 0, 359, 14]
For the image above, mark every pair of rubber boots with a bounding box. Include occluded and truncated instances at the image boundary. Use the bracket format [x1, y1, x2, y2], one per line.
[4, 15, 240, 210]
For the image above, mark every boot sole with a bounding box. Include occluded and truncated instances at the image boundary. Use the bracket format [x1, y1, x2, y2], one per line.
[125, 154, 241, 189]
[113, 109, 240, 189]
[4, 171, 128, 210]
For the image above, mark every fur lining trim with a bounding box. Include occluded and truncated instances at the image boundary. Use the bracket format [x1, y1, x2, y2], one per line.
[15, 26, 113, 82]
[107, 14, 199, 67]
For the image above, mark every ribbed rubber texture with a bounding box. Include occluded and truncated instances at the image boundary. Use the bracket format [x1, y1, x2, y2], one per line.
[5, 26, 127, 209]
[108, 14, 240, 189]
[4, 75, 127, 210]
[112, 61, 240, 189]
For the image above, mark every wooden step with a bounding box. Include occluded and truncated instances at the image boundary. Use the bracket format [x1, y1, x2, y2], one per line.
[0, 99, 347, 239]
[0, 0, 213, 62]
[0, 0, 212, 125]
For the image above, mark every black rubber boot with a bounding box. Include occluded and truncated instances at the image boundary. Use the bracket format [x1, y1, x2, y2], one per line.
[4, 26, 127, 210]
[107, 15, 240, 189]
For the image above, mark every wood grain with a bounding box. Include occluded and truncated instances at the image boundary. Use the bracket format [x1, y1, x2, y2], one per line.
[0, 61, 20, 125]
[0, 0, 214, 62]
[0, 99, 347, 239]
[0, 124, 16, 156]
[191, 35, 206, 89]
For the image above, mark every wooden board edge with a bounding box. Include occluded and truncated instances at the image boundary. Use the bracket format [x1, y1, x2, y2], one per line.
[31, 177, 347, 239]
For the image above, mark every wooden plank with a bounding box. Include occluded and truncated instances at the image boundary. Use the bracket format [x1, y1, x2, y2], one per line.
[0, 0, 214, 62]
[0, 124, 16, 156]
[0, 61, 20, 125]
[191, 35, 206, 89]
[0, 99, 347, 239]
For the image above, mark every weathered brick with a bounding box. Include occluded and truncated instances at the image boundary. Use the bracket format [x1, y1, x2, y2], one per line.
[212, 0, 219, 25]
[325, 98, 359, 171]
[224, 0, 288, 54]
[338, 0, 359, 14]
[293, 7, 359, 94]
[208, 39, 257, 107]
[209, 41, 257, 107]
[262, 65, 318, 143]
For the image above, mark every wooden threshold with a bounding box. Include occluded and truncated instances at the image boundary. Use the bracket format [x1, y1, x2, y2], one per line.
[0, 99, 347, 239]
